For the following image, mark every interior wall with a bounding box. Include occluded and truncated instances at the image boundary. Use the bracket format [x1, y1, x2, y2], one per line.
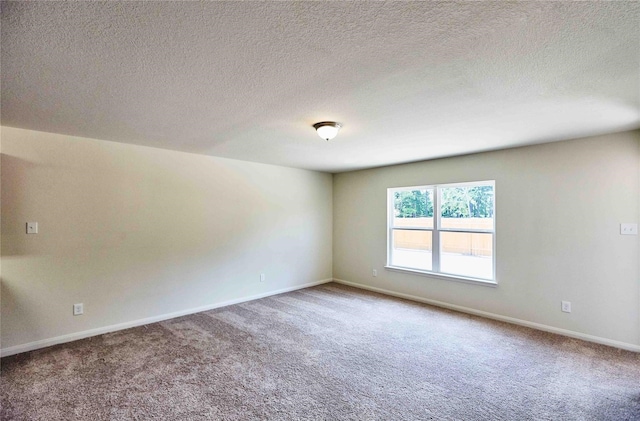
[333, 130, 640, 347]
[0, 127, 333, 351]
[0, 127, 3, 351]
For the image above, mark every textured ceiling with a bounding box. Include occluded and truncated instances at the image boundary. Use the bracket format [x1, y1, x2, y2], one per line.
[2, 1, 639, 173]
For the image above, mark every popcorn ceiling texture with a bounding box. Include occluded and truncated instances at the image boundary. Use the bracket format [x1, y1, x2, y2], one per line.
[1, 1, 639, 172]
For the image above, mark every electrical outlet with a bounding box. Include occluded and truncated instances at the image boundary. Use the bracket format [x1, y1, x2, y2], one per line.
[26, 222, 38, 234]
[373, 269, 377, 277]
[620, 223, 638, 235]
[73, 303, 84, 316]
[561, 301, 571, 313]
[260, 273, 265, 282]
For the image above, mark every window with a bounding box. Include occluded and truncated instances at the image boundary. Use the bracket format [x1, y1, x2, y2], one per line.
[387, 181, 495, 284]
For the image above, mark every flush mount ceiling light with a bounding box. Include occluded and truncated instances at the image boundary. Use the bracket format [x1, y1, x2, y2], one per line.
[313, 121, 342, 141]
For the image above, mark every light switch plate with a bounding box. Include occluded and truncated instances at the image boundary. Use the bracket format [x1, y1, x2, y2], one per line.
[26, 222, 38, 234]
[73, 303, 83, 316]
[620, 223, 638, 235]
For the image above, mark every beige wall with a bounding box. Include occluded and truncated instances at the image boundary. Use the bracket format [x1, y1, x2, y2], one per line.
[0, 127, 333, 351]
[2, 126, 639, 353]
[0, 128, 2, 351]
[334, 131, 640, 347]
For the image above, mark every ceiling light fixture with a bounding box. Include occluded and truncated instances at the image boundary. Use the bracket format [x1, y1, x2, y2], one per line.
[313, 121, 342, 141]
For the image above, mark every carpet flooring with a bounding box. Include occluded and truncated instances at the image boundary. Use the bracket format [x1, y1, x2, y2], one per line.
[1, 282, 639, 420]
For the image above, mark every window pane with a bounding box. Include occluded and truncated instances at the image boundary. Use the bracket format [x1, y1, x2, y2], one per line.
[440, 185, 494, 230]
[440, 232, 493, 279]
[391, 229, 432, 271]
[393, 189, 434, 228]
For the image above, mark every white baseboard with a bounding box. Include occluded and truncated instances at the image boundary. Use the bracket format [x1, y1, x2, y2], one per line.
[333, 278, 640, 353]
[1, 278, 333, 358]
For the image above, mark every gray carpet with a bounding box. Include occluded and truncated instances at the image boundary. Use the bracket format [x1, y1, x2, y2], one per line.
[1, 283, 639, 420]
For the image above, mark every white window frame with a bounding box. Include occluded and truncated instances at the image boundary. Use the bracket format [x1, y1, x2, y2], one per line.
[385, 180, 496, 286]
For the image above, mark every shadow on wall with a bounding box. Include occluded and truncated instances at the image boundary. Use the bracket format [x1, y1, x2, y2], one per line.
[0, 276, 44, 345]
[0, 151, 257, 262]
[2, 154, 42, 257]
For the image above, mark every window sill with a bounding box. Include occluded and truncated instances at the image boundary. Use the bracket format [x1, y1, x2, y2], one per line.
[384, 266, 498, 287]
